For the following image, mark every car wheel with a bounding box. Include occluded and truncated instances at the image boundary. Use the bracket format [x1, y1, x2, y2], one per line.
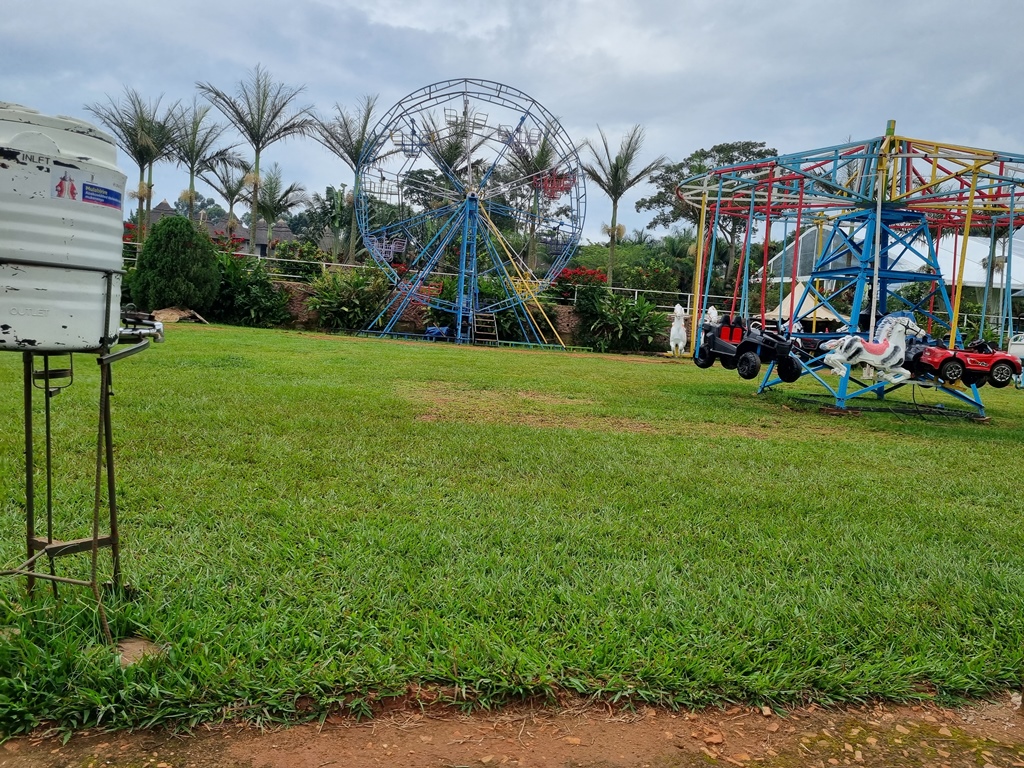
[737, 351, 762, 380]
[989, 361, 1015, 388]
[777, 355, 803, 383]
[720, 355, 738, 370]
[962, 370, 986, 388]
[938, 358, 964, 383]
[693, 347, 715, 369]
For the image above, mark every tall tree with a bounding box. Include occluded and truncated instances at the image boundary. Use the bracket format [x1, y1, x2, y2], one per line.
[506, 131, 558, 271]
[199, 154, 249, 239]
[313, 94, 392, 264]
[145, 102, 182, 229]
[636, 141, 777, 289]
[172, 97, 234, 220]
[247, 163, 307, 256]
[197, 65, 314, 254]
[581, 125, 665, 286]
[296, 186, 348, 261]
[85, 88, 176, 241]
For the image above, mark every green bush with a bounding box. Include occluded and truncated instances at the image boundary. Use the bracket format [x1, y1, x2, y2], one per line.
[582, 293, 669, 353]
[308, 266, 391, 331]
[130, 217, 219, 312]
[207, 253, 290, 328]
[271, 241, 329, 281]
[619, 255, 679, 294]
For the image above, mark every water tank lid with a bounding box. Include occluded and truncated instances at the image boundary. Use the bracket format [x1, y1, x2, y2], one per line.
[0, 103, 118, 169]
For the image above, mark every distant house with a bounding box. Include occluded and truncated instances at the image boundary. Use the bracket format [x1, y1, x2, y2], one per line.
[147, 200, 297, 258]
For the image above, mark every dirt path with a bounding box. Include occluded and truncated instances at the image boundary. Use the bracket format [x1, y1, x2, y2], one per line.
[3, 694, 1024, 768]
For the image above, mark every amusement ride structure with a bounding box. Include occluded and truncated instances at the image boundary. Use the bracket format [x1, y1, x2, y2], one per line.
[355, 78, 586, 347]
[676, 121, 1024, 417]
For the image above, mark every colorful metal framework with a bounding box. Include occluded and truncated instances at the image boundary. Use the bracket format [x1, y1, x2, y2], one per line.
[356, 79, 586, 346]
[676, 123, 1024, 416]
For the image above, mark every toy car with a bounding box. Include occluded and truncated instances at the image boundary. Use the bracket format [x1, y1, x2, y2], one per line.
[693, 316, 803, 382]
[908, 338, 1022, 388]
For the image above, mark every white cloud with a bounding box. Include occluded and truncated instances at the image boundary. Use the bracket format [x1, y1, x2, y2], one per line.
[3, 0, 1024, 244]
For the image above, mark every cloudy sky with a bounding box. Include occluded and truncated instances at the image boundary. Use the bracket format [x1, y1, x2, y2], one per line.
[4, 0, 1024, 277]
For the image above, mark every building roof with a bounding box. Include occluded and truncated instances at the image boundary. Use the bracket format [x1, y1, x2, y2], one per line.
[765, 281, 843, 323]
[146, 201, 297, 248]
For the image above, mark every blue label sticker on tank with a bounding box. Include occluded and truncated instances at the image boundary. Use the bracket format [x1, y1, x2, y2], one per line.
[82, 182, 122, 209]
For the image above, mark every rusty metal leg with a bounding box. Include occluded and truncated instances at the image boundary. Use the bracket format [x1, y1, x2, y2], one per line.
[102, 360, 120, 589]
[23, 353, 35, 597]
[43, 356, 58, 599]
[91, 361, 113, 644]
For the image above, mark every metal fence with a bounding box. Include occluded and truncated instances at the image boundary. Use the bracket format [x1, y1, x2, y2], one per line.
[120, 249, 1014, 335]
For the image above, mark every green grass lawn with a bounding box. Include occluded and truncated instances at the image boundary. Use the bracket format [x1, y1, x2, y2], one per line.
[1, 325, 1023, 734]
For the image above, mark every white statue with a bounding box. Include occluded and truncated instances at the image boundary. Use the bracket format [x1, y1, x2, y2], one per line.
[668, 303, 688, 357]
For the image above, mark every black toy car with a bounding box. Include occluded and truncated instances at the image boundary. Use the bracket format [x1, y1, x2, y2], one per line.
[693, 315, 803, 382]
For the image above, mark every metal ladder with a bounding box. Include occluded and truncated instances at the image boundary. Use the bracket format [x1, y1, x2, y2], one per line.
[473, 313, 499, 343]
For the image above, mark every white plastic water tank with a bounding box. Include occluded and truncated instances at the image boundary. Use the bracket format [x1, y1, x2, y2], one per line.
[0, 103, 127, 352]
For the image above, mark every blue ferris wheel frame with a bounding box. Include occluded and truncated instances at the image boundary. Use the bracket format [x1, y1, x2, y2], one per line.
[354, 78, 586, 345]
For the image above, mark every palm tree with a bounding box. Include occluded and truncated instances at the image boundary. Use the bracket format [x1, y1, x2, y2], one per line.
[145, 103, 182, 228]
[581, 125, 665, 286]
[300, 186, 347, 261]
[506, 130, 558, 271]
[313, 94, 391, 264]
[172, 97, 235, 220]
[246, 163, 307, 257]
[85, 88, 176, 241]
[199, 154, 249, 240]
[197, 65, 314, 254]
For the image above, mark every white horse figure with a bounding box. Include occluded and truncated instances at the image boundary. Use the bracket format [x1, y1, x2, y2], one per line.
[668, 303, 688, 356]
[702, 304, 719, 327]
[820, 315, 924, 383]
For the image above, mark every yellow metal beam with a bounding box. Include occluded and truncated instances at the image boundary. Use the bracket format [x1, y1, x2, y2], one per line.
[947, 165, 982, 347]
[478, 207, 567, 349]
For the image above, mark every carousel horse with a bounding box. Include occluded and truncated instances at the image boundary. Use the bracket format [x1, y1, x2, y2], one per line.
[820, 315, 924, 383]
[668, 303, 688, 356]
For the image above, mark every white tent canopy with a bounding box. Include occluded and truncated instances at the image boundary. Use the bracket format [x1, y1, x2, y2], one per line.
[765, 282, 843, 322]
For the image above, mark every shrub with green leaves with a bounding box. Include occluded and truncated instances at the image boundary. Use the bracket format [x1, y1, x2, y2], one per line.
[583, 293, 669, 353]
[619, 255, 678, 294]
[207, 253, 290, 328]
[271, 241, 329, 281]
[130, 217, 220, 312]
[308, 266, 391, 331]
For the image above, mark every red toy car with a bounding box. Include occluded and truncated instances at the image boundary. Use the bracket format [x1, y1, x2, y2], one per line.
[912, 339, 1022, 388]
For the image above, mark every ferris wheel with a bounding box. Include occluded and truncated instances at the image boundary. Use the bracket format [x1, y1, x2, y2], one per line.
[355, 78, 586, 346]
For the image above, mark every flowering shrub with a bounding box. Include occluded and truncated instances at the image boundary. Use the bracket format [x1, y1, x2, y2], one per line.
[620, 261, 677, 293]
[211, 231, 248, 254]
[122, 222, 140, 265]
[548, 267, 607, 303]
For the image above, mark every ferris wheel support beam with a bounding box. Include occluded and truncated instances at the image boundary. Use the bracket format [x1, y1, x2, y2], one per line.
[453, 196, 480, 343]
[370, 207, 466, 335]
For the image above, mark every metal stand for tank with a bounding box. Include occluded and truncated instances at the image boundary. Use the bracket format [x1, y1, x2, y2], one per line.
[1, 343, 149, 644]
